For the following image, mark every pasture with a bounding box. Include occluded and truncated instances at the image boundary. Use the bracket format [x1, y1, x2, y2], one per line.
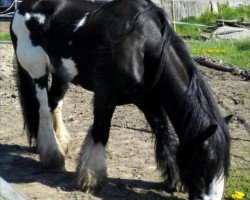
[0, 19, 249, 200]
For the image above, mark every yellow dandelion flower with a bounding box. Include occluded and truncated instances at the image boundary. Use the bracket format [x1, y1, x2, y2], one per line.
[231, 191, 245, 200]
[201, 48, 227, 54]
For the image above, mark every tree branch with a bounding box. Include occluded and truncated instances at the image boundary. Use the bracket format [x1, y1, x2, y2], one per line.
[193, 56, 250, 80]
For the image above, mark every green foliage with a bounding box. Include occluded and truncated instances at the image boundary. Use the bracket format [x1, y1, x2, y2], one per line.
[186, 39, 250, 69]
[176, 4, 250, 38]
[0, 32, 11, 41]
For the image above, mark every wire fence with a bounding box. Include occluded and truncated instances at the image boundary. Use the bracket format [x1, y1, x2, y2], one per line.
[0, 0, 20, 20]
[156, 0, 250, 32]
[0, 0, 249, 26]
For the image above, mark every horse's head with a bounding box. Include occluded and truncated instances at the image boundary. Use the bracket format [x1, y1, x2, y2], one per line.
[177, 115, 232, 200]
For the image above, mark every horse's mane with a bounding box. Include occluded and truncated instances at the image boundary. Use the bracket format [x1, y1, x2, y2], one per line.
[128, 0, 230, 179]
[172, 36, 230, 178]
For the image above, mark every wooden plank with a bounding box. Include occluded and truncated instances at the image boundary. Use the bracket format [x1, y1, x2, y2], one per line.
[0, 177, 28, 200]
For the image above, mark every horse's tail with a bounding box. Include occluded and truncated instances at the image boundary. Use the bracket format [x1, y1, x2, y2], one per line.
[13, 56, 39, 146]
[10, 15, 40, 146]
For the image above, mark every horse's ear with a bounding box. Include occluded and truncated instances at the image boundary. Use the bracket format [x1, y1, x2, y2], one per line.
[195, 124, 218, 144]
[224, 115, 233, 124]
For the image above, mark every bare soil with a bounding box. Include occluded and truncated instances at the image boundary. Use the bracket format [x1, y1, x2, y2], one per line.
[0, 22, 249, 200]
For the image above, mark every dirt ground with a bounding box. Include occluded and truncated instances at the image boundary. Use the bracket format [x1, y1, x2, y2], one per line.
[0, 23, 249, 200]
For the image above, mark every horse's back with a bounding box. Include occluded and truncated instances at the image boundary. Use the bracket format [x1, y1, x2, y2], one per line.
[11, 0, 165, 101]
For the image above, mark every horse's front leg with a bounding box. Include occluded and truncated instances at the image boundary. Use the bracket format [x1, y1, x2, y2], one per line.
[77, 93, 116, 192]
[136, 95, 180, 192]
[35, 76, 66, 171]
[49, 75, 72, 156]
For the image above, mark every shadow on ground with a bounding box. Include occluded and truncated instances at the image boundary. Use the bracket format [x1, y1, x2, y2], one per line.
[0, 143, 185, 200]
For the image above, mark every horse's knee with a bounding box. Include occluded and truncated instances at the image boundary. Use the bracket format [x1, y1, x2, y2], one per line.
[76, 132, 107, 192]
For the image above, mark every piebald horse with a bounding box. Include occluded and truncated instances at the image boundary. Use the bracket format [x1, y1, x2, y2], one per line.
[10, 0, 231, 199]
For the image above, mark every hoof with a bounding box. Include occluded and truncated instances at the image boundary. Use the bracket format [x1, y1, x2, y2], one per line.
[76, 168, 107, 193]
[165, 184, 177, 193]
[39, 147, 65, 171]
[163, 180, 178, 193]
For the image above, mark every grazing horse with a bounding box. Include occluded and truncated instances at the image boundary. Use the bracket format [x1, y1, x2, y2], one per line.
[10, 0, 231, 199]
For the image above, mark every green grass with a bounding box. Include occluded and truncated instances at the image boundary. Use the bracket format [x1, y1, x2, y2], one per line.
[186, 39, 250, 69]
[224, 164, 250, 199]
[0, 32, 11, 41]
[176, 4, 250, 38]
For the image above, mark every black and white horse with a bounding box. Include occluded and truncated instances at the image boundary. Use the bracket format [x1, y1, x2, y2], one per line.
[10, 0, 231, 199]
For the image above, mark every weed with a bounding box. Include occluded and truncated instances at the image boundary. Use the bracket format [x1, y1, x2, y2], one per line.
[0, 33, 11, 41]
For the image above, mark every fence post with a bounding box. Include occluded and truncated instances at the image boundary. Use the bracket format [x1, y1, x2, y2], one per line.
[211, 0, 219, 13]
[14, 0, 18, 10]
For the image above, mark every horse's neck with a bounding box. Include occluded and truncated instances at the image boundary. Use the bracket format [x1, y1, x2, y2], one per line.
[157, 43, 201, 137]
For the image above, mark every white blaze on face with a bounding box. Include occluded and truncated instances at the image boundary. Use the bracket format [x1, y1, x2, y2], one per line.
[12, 11, 47, 79]
[74, 13, 89, 32]
[202, 173, 225, 200]
[61, 57, 78, 80]
[208, 174, 225, 200]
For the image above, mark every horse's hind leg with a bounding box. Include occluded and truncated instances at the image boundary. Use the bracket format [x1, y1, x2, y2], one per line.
[15, 60, 65, 171]
[11, 10, 65, 171]
[49, 75, 72, 156]
[136, 96, 180, 192]
[77, 92, 116, 192]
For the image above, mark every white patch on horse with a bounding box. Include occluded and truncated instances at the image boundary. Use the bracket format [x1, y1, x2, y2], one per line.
[74, 13, 89, 32]
[52, 100, 72, 155]
[12, 11, 47, 79]
[33, 13, 46, 24]
[61, 57, 78, 80]
[35, 85, 64, 167]
[133, 66, 143, 83]
[68, 40, 73, 46]
[201, 173, 225, 200]
[25, 12, 31, 20]
[25, 12, 46, 24]
[45, 54, 54, 73]
[77, 133, 107, 191]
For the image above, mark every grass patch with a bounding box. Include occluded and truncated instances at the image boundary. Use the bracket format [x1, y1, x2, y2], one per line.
[0, 32, 11, 41]
[186, 39, 250, 69]
[225, 164, 250, 199]
[176, 4, 250, 38]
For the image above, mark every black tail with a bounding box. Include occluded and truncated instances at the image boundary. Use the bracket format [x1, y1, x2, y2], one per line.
[15, 58, 39, 145]
[10, 17, 39, 145]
